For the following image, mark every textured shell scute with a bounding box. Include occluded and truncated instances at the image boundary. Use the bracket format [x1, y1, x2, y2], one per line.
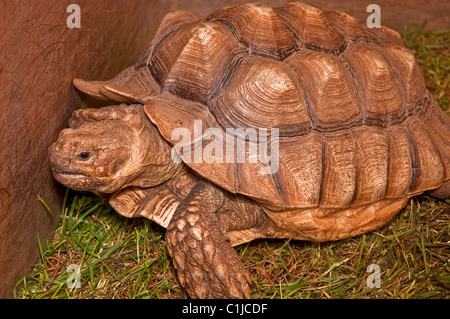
[143, 1, 417, 123]
[139, 2, 444, 209]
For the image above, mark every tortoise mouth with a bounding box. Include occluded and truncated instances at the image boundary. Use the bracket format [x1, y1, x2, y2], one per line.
[50, 161, 89, 179]
[54, 171, 88, 180]
[52, 170, 91, 189]
[52, 170, 111, 192]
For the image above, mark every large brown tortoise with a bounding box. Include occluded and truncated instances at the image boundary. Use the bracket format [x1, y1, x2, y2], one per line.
[49, 2, 450, 298]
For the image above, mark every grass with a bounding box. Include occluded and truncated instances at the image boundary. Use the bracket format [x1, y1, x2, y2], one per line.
[14, 24, 450, 299]
[14, 190, 181, 299]
[403, 22, 450, 111]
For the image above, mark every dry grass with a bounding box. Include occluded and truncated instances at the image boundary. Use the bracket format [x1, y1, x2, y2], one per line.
[14, 25, 450, 299]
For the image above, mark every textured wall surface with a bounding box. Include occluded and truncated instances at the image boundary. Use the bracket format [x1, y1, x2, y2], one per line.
[0, 0, 160, 298]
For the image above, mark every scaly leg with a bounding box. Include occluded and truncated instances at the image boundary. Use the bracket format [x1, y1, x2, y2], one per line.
[166, 181, 271, 298]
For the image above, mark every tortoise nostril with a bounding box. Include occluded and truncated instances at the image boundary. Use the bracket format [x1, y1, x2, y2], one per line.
[77, 151, 92, 161]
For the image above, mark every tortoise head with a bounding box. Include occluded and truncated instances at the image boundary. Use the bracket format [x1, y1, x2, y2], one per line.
[49, 104, 180, 193]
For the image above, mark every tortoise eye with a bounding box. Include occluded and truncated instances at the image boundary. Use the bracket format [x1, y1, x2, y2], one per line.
[77, 151, 91, 161]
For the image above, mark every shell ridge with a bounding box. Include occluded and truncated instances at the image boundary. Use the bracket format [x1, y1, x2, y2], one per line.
[150, 19, 222, 86]
[270, 169, 287, 204]
[275, 2, 346, 54]
[283, 60, 318, 130]
[384, 125, 413, 198]
[367, 48, 407, 127]
[162, 21, 248, 105]
[336, 46, 367, 125]
[209, 3, 297, 60]
[286, 50, 364, 130]
[317, 132, 326, 205]
[422, 105, 450, 182]
[406, 120, 421, 195]
[404, 118, 445, 195]
[208, 55, 246, 105]
[382, 128, 390, 201]
[137, 10, 202, 69]
[319, 132, 357, 207]
[348, 128, 359, 205]
[369, 46, 408, 112]
[272, 18, 299, 59]
[342, 43, 406, 127]
[162, 23, 212, 102]
[350, 127, 388, 205]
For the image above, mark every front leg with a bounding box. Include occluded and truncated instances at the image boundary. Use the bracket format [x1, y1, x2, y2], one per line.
[166, 181, 251, 299]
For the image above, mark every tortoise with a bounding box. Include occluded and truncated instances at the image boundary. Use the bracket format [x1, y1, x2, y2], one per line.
[48, 2, 450, 298]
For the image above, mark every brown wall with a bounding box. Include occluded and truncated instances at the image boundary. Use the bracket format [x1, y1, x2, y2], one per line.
[0, 0, 447, 298]
[0, 0, 160, 298]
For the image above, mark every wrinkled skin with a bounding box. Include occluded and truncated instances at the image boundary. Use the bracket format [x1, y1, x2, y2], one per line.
[50, 121, 133, 192]
[49, 104, 183, 193]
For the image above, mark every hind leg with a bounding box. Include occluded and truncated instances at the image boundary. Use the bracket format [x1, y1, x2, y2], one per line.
[426, 180, 450, 199]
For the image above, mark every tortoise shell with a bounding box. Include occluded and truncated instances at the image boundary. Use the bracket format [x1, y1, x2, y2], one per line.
[75, 2, 450, 212]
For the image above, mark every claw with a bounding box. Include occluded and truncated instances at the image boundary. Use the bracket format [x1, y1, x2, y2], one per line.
[166, 182, 250, 299]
